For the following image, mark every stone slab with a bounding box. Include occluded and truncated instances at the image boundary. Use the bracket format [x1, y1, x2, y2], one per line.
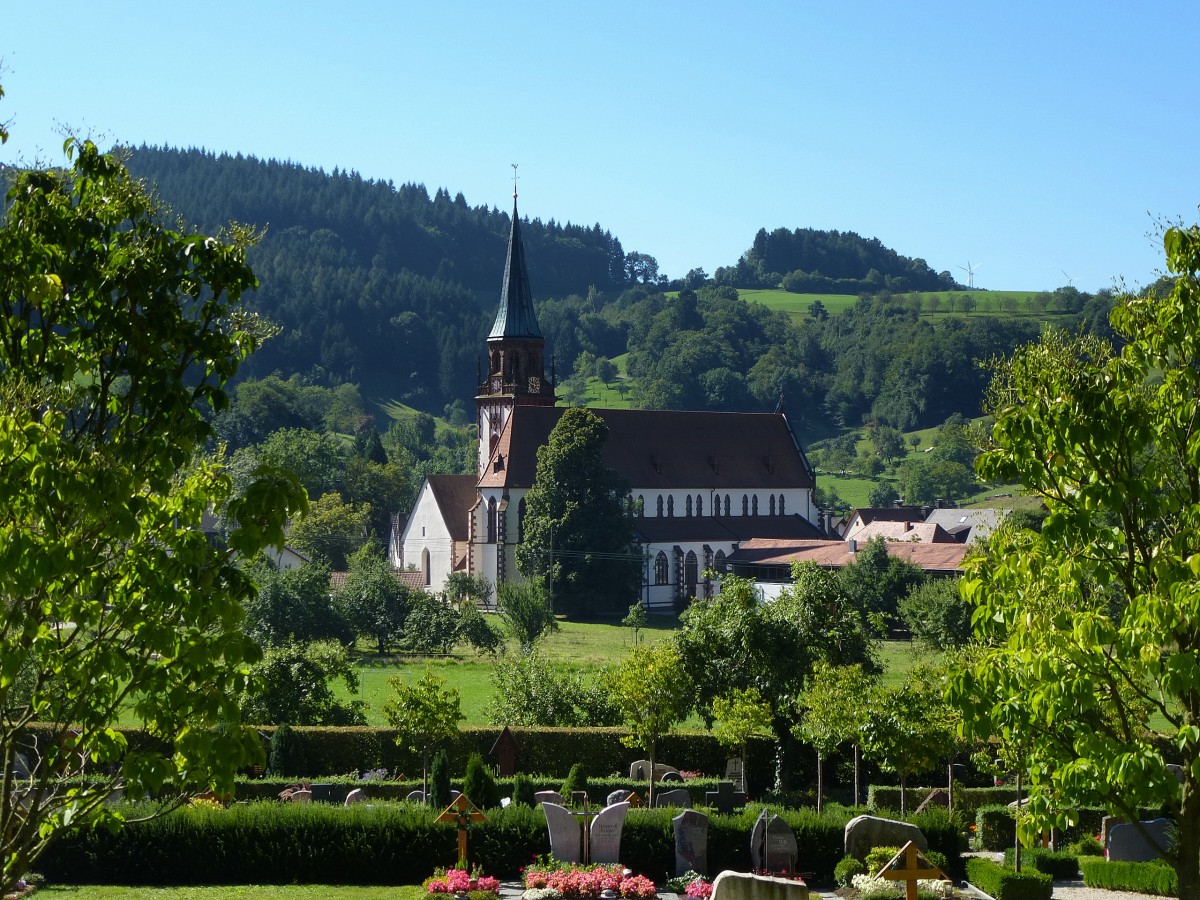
[711, 870, 808, 900]
[844, 815, 927, 860]
[674, 809, 709, 877]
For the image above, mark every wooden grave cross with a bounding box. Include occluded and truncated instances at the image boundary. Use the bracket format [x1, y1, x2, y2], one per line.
[877, 840, 950, 900]
[436, 793, 488, 866]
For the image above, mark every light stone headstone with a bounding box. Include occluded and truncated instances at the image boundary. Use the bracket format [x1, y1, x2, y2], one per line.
[674, 808, 709, 876]
[711, 871, 809, 900]
[607, 789, 631, 806]
[630, 759, 652, 780]
[590, 801, 629, 864]
[1108, 818, 1174, 863]
[725, 758, 745, 792]
[764, 815, 798, 874]
[344, 788, 366, 805]
[844, 815, 927, 861]
[542, 802, 582, 863]
[535, 790, 566, 806]
[656, 787, 692, 808]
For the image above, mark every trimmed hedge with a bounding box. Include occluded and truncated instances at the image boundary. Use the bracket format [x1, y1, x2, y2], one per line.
[39, 800, 963, 887]
[869, 786, 1016, 822]
[965, 857, 1052, 900]
[1078, 857, 1177, 897]
[1002, 847, 1078, 880]
[975, 805, 1160, 852]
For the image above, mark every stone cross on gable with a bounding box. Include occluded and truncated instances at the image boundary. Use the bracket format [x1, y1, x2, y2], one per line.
[878, 840, 949, 900]
[436, 793, 488, 867]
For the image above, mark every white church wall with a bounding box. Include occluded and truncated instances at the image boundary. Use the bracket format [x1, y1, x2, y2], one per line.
[399, 480, 455, 594]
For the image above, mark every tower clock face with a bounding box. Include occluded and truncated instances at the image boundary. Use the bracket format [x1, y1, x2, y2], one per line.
[528, 376, 541, 393]
[491, 377, 502, 392]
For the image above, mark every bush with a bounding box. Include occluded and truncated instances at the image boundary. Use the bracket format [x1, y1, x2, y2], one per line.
[430, 749, 451, 808]
[561, 763, 588, 802]
[1079, 857, 1177, 897]
[835, 856, 866, 886]
[965, 858, 1052, 900]
[463, 753, 500, 809]
[866, 846, 900, 874]
[1003, 847, 1078, 880]
[268, 724, 306, 777]
[1066, 836, 1104, 857]
[511, 773, 535, 807]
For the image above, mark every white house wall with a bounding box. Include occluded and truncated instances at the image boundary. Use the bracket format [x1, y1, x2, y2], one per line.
[398, 480, 456, 594]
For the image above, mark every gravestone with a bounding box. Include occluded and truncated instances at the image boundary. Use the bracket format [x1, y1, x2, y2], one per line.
[607, 789, 631, 806]
[750, 808, 769, 869]
[11, 752, 30, 779]
[844, 815, 927, 860]
[674, 809, 709, 876]
[725, 758, 745, 792]
[707, 780, 747, 816]
[542, 802, 582, 863]
[710, 871, 809, 900]
[660, 770, 685, 783]
[656, 787, 692, 808]
[490, 726, 520, 776]
[571, 790, 590, 808]
[764, 815, 798, 874]
[344, 788, 366, 805]
[1108, 818, 1174, 863]
[590, 801, 629, 864]
[309, 783, 348, 804]
[289, 789, 312, 804]
[630, 759, 652, 780]
[535, 790, 566, 806]
[406, 789, 426, 802]
[1168, 764, 1185, 783]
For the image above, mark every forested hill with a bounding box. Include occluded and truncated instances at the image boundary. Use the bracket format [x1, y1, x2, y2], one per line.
[123, 146, 630, 407]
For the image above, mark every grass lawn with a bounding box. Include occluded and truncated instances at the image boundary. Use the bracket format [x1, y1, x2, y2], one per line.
[40, 887, 428, 900]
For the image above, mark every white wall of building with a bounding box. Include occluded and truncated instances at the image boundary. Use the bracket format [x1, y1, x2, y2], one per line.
[398, 480, 456, 595]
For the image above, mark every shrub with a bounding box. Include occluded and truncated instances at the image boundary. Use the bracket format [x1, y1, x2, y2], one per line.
[511, 773, 535, 807]
[430, 749, 451, 808]
[463, 753, 500, 809]
[866, 846, 901, 874]
[965, 857, 1052, 900]
[268, 724, 306, 777]
[561, 763, 588, 802]
[836, 856, 867, 886]
[1078, 858, 1177, 897]
[1003, 847, 1078, 879]
[1066, 836, 1104, 857]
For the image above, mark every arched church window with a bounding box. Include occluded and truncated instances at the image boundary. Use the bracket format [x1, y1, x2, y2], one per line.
[752, 495, 759, 516]
[654, 551, 669, 585]
[779, 494, 785, 515]
[518, 497, 527, 542]
[657, 496, 664, 517]
[769, 495, 776, 516]
[422, 548, 431, 585]
[724, 495, 731, 516]
[685, 496, 693, 517]
[742, 495, 749, 516]
[685, 551, 698, 597]
[696, 494, 703, 517]
[637, 495, 644, 517]
[667, 496, 674, 517]
[487, 497, 497, 543]
[714, 549, 727, 573]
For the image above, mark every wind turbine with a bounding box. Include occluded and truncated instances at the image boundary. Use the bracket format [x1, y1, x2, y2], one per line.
[1060, 269, 1075, 288]
[958, 261, 979, 290]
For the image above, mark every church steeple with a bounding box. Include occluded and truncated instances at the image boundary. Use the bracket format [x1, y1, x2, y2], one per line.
[476, 170, 555, 475]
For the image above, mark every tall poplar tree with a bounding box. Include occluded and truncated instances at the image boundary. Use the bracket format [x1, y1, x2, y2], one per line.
[515, 408, 641, 617]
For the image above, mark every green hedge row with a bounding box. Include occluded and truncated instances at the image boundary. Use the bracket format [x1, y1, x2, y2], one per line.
[965, 858, 1052, 900]
[39, 801, 964, 886]
[974, 805, 1160, 852]
[1078, 857, 1177, 896]
[1002, 848, 1078, 880]
[867, 786, 1017, 822]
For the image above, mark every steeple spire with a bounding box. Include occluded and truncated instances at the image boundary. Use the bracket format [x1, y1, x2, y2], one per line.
[488, 167, 541, 340]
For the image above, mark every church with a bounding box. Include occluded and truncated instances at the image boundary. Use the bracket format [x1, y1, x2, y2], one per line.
[392, 189, 827, 611]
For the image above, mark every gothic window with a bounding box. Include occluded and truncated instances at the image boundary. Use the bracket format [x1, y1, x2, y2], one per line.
[657, 496, 664, 517]
[715, 549, 728, 573]
[667, 496, 674, 517]
[654, 551, 669, 585]
[518, 497, 527, 542]
[779, 494, 786, 515]
[769, 495, 776, 516]
[752, 495, 759, 516]
[696, 494, 703, 517]
[637, 495, 644, 517]
[487, 497, 497, 543]
[422, 548, 431, 585]
[685, 495, 693, 517]
[724, 494, 731, 516]
[742, 495, 749, 516]
[685, 551, 698, 597]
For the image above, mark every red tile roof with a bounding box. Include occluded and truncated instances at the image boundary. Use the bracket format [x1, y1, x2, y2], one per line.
[729, 537, 969, 574]
[479, 406, 815, 491]
[329, 569, 428, 591]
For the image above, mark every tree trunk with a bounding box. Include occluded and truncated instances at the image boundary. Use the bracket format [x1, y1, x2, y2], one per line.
[648, 745, 656, 808]
[422, 748, 429, 804]
[816, 752, 824, 815]
[947, 761, 954, 815]
[1176, 775, 1200, 900]
[900, 773, 907, 814]
[854, 744, 862, 807]
[1014, 771, 1022, 873]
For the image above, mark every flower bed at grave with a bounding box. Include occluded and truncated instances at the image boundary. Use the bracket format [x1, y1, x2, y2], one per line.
[522, 862, 657, 899]
[425, 868, 502, 900]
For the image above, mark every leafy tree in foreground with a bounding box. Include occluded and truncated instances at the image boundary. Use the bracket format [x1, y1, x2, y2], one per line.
[606, 642, 691, 806]
[947, 223, 1200, 900]
[496, 580, 557, 651]
[515, 407, 641, 617]
[0, 139, 304, 893]
[711, 687, 774, 798]
[384, 668, 464, 801]
[795, 662, 878, 811]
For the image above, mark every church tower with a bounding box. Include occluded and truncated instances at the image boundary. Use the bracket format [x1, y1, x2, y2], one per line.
[476, 181, 555, 475]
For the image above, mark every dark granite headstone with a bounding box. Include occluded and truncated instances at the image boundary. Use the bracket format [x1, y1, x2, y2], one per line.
[764, 815, 798, 874]
[1108, 819, 1174, 863]
[674, 809, 709, 876]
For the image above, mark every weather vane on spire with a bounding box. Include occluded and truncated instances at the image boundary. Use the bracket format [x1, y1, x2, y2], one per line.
[511, 163, 518, 199]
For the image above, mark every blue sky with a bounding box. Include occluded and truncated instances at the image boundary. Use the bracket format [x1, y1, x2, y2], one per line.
[4, 2, 1198, 293]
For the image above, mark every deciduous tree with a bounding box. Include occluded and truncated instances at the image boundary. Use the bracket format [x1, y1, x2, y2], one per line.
[384, 669, 464, 801]
[948, 224, 1200, 900]
[0, 139, 304, 893]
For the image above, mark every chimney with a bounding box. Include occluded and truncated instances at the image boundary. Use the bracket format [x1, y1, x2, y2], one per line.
[904, 521, 912, 532]
[848, 538, 858, 554]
